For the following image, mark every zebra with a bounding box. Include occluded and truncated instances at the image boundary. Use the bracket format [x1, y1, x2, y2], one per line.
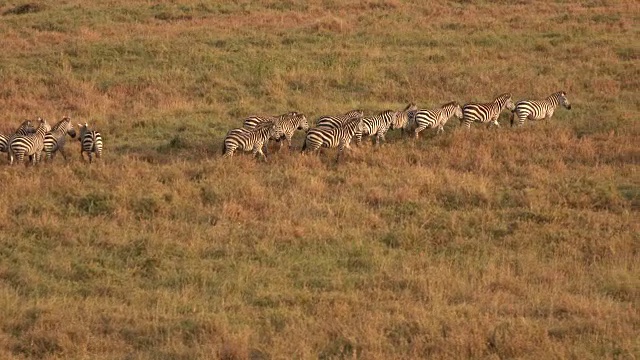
[8, 118, 51, 165]
[315, 109, 364, 129]
[302, 116, 365, 162]
[243, 111, 308, 150]
[78, 123, 103, 163]
[354, 110, 396, 146]
[0, 120, 36, 153]
[223, 121, 283, 161]
[409, 101, 463, 138]
[461, 93, 515, 129]
[510, 91, 572, 127]
[391, 103, 418, 132]
[43, 116, 76, 161]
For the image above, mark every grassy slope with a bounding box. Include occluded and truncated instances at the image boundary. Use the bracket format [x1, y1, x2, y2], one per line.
[0, 1, 638, 359]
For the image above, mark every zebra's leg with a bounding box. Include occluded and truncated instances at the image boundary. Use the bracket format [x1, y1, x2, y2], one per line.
[414, 125, 426, 139]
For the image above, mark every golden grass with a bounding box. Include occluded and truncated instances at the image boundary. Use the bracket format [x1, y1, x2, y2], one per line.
[0, 1, 638, 359]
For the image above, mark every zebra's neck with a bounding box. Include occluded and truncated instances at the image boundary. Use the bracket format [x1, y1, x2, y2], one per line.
[546, 93, 560, 107]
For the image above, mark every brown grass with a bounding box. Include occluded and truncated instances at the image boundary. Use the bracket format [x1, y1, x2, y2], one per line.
[0, 0, 638, 359]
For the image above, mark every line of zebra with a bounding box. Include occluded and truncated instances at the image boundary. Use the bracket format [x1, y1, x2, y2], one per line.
[222, 91, 571, 162]
[0, 117, 103, 165]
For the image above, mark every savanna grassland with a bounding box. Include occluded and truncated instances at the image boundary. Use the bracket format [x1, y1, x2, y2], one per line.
[0, 1, 638, 359]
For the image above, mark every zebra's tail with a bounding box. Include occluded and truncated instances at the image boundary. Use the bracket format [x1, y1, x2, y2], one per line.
[509, 110, 516, 127]
[301, 139, 307, 153]
[221, 141, 226, 155]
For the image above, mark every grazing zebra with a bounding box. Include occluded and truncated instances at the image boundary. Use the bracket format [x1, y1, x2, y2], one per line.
[391, 103, 418, 132]
[243, 111, 308, 150]
[461, 93, 515, 129]
[223, 121, 283, 161]
[0, 120, 36, 153]
[354, 110, 396, 146]
[43, 117, 76, 161]
[315, 109, 364, 129]
[410, 102, 463, 138]
[8, 118, 51, 165]
[510, 91, 572, 127]
[78, 123, 103, 163]
[302, 116, 364, 162]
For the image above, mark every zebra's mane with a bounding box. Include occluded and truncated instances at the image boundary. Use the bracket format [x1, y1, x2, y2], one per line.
[441, 101, 459, 108]
[51, 117, 71, 131]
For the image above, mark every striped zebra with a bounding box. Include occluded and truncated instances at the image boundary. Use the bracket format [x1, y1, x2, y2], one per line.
[354, 110, 396, 146]
[315, 109, 364, 128]
[78, 123, 103, 163]
[8, 118, 51, 165]
[243, 111, 308, 150]
[223, 121, 283, 161]
[391, 103, 418, 132]
[510, 91, 571, 127]
[0, 120, 36, 153]
[302, 116, 364, 162]
[409, 102, 463, 138]
[461, 93, 515, 129]
[43, 117, 76, 161]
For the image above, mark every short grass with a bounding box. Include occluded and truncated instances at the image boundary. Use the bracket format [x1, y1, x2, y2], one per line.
[0, 1, 638, 359]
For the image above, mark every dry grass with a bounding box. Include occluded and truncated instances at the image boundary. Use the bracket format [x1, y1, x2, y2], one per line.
[0, 1, 638, 359]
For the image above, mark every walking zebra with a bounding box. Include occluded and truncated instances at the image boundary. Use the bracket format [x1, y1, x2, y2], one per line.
[510, 91, 571, 127]
[8, 118, 51, 165]
[461, 93, 515, 129]
[223, 121, 283, 161]
[78, 123, 103, 163]
[354, 110, 396, 146]
[302, 116, 364, 162]
[43, 117, 76, 161]
[315, 109, 364, 128]
[0, 120, 36, 153]
[410, 102, 463, 138]
[391, 103, 418, 132]
[243, 111, 308, 150]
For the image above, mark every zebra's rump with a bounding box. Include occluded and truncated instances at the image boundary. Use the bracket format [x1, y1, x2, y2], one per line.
[83, 132, 103, 152]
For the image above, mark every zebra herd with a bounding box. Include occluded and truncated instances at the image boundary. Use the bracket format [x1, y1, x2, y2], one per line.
[0, 117, 103, 165]
[222, 91, 572, 161]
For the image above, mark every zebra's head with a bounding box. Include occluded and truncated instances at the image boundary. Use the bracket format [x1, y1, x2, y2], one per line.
[36, 117, 51, 133]
[500, 93, 515, 111]
[558, 91, 571, 110]
[78, 123, 89, 140]
[452, 103, 463, 119]
[58, 117, 76, 138]
[15, 119, 36, 135]
[296, 113, 309, 131]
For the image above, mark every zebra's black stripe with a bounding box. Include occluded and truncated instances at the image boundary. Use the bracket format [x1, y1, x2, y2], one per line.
[510, 91, 571, 127]
[461, 93, 515, 129]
